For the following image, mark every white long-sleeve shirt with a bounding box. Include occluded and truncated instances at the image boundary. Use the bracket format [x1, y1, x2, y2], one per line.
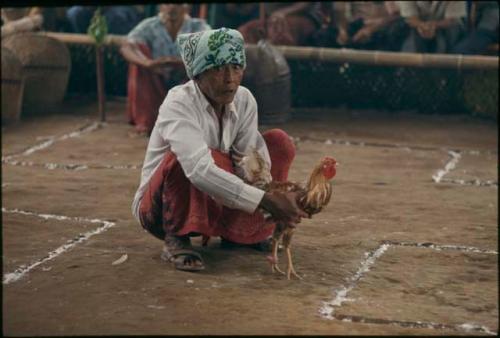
[131, 80, 270, 222]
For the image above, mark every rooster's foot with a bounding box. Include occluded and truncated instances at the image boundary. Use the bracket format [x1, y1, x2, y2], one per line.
[272, 264, 286, 275]
[286, 266, 303, 280]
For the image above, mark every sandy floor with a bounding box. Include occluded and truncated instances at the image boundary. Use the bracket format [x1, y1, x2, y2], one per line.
[2, 98, 498, 335]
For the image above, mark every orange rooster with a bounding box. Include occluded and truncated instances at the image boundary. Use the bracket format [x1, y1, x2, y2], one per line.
[237, 149, 337, 279]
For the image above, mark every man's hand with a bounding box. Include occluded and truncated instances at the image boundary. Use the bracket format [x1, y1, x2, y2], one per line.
[145, 57, 183, 76]
[336, 28, 350, 46]
[352, 27, 374, 44]
[417, 21, 436, 39]
[259, 191, 309, 225]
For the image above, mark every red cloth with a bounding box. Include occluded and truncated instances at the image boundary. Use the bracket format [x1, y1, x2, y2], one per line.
[139, 129, 295, 244]
[126, 44, 169, 134]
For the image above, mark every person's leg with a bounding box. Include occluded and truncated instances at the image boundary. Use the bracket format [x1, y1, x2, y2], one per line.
[401, 28, 428, 53]
[439, 22, 465, 53]
[103, 6, 141, 35]
[66, 6, 93, 33]
[138, 149, 230, 270]
[452, 29, 497, 55]
[220, 128, 295, 244]
[380, 17, 410, 51]
[138, 129, 295, 266]
[126, 43, 168, 135]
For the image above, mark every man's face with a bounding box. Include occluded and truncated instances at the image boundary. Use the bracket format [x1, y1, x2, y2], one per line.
[196, 64, 244, 107]
[159, 4, 186, 22]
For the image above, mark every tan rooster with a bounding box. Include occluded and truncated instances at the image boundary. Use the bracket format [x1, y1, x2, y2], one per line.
[237, 149, 337, 279]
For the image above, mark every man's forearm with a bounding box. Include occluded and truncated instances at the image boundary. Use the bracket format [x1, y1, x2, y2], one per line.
[276, 2, 312, 17]
[405, 16, 424, 29]
[433, 18, 459, 29]
[120, 42, 151, 68]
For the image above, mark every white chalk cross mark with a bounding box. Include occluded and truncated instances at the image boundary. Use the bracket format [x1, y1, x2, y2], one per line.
[319, 240, 498, 335]
[2, 208, 116, 285]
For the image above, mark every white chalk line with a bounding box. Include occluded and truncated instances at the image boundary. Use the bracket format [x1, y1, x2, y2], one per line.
[2, 160, 141, 171]
[1, 121, 142, 171]
[2, 121, 103, 161]
[432, 150, 497, 187]
[294, 136, 496, 187]
[383, 240, 498, 255]
[319, 243, 390, 319]
[292, 135, 497, 156]
[2, 207, 116, 285]
[440, 178, 498, 187]
[319, 240, 497, 335]
[332, 313, 496, 335]
[432, 150, 461, 183]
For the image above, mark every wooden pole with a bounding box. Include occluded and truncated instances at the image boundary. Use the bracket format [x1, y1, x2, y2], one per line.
[39, 32, 126, 46]
[39, 32, 499, 71]
[95, 45, 106, 122]
[272, 45, 499, 70]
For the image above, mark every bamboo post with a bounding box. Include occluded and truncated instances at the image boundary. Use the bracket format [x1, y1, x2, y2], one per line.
[87, 8, 108, 122]
[95, 45, 105, 122]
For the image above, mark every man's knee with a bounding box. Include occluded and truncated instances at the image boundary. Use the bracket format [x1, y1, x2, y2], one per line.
[263, 128, 295, 162]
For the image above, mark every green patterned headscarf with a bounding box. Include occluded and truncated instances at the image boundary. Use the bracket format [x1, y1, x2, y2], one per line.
[176, 27, 246, 79]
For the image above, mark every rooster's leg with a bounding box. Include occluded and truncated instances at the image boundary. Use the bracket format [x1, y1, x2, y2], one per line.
[283, 229, 302, 280]
[270, 237, 285, 275]
[267, 224, 285, 275]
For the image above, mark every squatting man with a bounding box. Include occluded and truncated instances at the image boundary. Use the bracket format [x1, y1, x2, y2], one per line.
[132, 27, 308, 271]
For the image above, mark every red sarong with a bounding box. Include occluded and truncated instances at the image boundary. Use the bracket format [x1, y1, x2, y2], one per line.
[139, 129, 295, 244]
[126, 44, 169, 134]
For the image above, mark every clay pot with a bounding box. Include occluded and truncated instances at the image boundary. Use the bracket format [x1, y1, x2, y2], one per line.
[1, 47, 24, 123]
[2, 33, 71, 114]
[243, 40, 291, 124]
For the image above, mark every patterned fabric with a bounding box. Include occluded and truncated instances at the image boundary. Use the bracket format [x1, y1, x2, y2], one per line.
[127, 14, 211, 59]
[138, 129, 295, 244]
[176, 27, 246, 79]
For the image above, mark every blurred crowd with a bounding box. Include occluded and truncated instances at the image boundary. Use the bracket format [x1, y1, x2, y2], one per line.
[2, 2, 498, 134]
[1, 2, 498, 55]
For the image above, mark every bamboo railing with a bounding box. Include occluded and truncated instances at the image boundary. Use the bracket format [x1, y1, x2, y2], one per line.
[38, 32, 498, 70]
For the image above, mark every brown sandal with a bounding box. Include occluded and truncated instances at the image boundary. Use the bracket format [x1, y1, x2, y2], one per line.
[161, 235, 205, 272]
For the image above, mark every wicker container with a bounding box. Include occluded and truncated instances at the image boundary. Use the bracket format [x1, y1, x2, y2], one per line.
[243, 40, 291, 124]
[2, 33, 71, 114]
[1, 47, 24, 123]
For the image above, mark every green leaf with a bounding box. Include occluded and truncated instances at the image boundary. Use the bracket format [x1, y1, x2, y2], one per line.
[87, 8, 108, 46]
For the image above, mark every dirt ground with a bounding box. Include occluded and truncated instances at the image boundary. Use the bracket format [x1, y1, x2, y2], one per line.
[2, 97, 498, 336]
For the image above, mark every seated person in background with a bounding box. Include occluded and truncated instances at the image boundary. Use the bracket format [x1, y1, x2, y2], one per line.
[238, 2, 322, 46]
[332, 1, 407, 51]
[66, 6, 142, 34]
[132, 27, 306, 271]
[452, 1, 499, 55]
[209, 3, 259, 29]
[1, 7, 43, 36]
[398, 1, 466, 53]
[120, 4, 210, 135]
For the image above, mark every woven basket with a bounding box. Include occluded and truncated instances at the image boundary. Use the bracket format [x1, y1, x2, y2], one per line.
[1, 47, 24, 123]
[243, 40, 291, 124]
[2, 33, 71, 114]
